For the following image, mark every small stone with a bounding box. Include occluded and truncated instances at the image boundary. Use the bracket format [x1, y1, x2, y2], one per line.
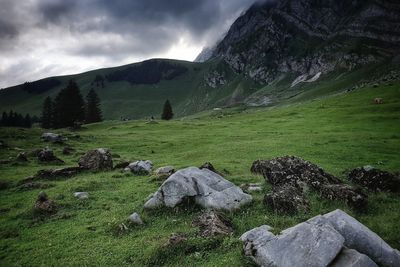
[126, 160, 153, 174]
[16, 152, 28, 162]
[128, 212, 143, 225]
[41, 133, 64, 143]
[73, 192, 89, 200]
[154, 166, 175, 179]
[168, 233, 187, 246]
[62, 146, 75, 155]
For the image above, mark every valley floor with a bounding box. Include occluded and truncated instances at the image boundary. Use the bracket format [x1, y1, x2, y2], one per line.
[0, 84, 399, 266]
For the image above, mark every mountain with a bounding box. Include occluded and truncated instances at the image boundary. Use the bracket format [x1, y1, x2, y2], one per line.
[1, 0, 399, 120]
[210, 0, 400, 83]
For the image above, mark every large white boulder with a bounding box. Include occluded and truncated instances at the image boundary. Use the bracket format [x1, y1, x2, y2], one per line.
[144, 167, 252, 211]
[331, 248, 377, 267]
[240, 219, 344, 267]
[323, 209, 400, 267]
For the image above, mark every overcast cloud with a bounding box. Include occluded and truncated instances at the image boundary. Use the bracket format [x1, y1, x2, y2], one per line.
[0, 0, 259, 88]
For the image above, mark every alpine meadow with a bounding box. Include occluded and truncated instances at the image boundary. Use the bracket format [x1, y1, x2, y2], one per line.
[1, 1, 400, 266]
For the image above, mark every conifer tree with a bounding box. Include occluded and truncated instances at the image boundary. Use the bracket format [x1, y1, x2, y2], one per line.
[53, 80, 85, 128]
[41, 96, 53, 129]
[24, 114, 32, 128]
[161, 99, 174, 120]
[85, 88, 103, 123]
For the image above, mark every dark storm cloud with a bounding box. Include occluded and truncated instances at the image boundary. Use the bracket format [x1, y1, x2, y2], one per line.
[0, 0, 259, 88]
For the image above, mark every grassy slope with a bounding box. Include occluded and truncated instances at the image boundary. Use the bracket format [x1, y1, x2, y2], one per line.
[0, 59, 258, 120]
[0, 83, 399, 266]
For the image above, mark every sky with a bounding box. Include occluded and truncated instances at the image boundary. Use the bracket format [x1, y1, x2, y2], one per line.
[0, 0, 259, 88]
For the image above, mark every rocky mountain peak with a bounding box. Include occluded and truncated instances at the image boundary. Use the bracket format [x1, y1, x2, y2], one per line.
[199, 0, 400, 84]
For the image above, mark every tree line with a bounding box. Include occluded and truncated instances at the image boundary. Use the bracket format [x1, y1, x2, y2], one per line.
[41, 80, 102, 129]
[0, 111, 39, 128]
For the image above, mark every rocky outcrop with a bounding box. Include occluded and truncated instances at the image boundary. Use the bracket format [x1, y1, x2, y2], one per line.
[264, 184, 309, 215]
[144, 167, 252, 211]
[21, 167, 82, 184]
[241, 209, 399, 267]
[78, 148, 113, 171]
[348, 166, 400, 193]
[251, 156, 367, 211]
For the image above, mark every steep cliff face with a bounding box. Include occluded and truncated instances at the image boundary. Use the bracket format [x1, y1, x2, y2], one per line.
[208, 0, 400, 84]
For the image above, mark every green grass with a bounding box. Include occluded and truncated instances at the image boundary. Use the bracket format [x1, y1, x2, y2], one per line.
[0, 83, 399, 266]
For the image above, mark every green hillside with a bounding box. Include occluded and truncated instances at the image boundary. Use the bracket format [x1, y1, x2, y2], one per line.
[1, 57, 399, 120]
[0, 83, 399, 266]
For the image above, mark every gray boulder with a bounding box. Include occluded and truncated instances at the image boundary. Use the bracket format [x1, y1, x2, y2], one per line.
[240, 219, 344, 267]
[78, 148, 113, 171]
[125, 160, 153, 174]
[330, 248, 377, 267]
[73, 192, 89, 200]
[323, 209, 400, 267]
[144, 167, 252, 211]
[128, 212, 143, 225]
[41, 133, 64, 143]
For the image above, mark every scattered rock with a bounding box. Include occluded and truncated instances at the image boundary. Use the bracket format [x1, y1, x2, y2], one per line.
[264, 184, 309, 215]
[0, 159, 12, 165]
[128, 212, 143, 225]
[251, 156, 341, 190]
[17, 182, 52, 191]
[78, 148, 113, 171]
[251, 156, 367, 210]
[319, 184, 367, 211]
[348, 166, 400, 193]
[62, 146, 75, 155]
[240, 183, 263, 192]
[168, 233, 187, 246]
[0, 181, 10, 190]
[34, 191, 56, 214]
[330, 248, 378, 267]
[16, 152, 28, 162]
[240, 216, 344, 267]
[154, 166, 175, 179]
[374, 98, 383, 104]
[0, 140, 8, 148]
[113, 161, 130, 169]
[41, 133, 64, 143]
[192, 211, 233, 237]
[73, 192, 89, 200]
[21, 167, 82, 183]
[321, 209, 400, 267]
[37, 148, 64, 163]
[125, 160, 153, 174]
[144, 167, 252, 211]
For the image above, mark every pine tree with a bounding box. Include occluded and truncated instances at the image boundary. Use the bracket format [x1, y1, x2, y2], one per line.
[53, 80, 85, 128]
[23, 114, 32, 128]
[161, 99, 174, 120]
[1, 112, 8, 126]
[85, 88, 103, 123]
[41, 96, 53, 129]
